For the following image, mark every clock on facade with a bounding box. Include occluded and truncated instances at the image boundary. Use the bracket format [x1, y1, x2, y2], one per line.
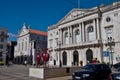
[106, 17, 111, 22]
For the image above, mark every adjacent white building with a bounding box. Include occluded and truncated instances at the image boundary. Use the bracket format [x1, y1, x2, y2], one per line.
[0, 28, 8, 64]
[48, 1, 120, 67]
[14, 24, 47, 64]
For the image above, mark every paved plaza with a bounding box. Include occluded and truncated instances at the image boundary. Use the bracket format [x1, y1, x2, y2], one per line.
[0, 65, 72, 80]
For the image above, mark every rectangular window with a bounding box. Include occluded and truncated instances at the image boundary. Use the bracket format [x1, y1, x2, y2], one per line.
[1, 38, 4, 42]
[43, 36, 45, 40]
[49, 39, 53, 48]
[65, 37, 69, 44]
[55, 38, 58, 47]
[1, 32, 4, 35]
[105, 27, 113, 39]
[0, 44, 3, 49]
[0, 52, 2, 57]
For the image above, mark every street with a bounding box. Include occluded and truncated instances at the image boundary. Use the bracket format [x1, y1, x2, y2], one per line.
[0, 65, 41, 80]
[0, 65, 72, 80]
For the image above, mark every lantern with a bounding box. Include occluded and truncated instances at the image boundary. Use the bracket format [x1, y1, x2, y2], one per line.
[36, 53, 41, 62]
[42, 52, 49, 62]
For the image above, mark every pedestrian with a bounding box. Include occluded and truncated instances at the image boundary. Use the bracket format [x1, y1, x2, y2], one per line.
[80, 61, 83, 67]
[24, 60, 27, 66]
[95, 58, 100, 63]
[92, 58, 97, 64]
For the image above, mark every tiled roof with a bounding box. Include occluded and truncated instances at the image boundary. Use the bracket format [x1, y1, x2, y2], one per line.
[29, 29, 47, 36]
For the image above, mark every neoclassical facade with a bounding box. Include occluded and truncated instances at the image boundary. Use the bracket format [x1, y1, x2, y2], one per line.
[48, 1, 120, 67]
[14, 24, 47, 64]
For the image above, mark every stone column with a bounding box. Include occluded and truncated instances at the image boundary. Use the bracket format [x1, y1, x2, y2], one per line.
[68, 27, 70, 44]
[59, 29, 62, 45]
[69, 26, 72, 44]
[96, 18, 100, 40]
[32, 41, 35, 65]
[81, 22, 85, 42]
[79, 23, 82, 42]
[93, 19, 97, 40]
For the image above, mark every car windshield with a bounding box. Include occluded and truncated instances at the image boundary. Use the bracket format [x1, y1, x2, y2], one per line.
[82, 64, 95, 70]
[117, 67, 120, 72]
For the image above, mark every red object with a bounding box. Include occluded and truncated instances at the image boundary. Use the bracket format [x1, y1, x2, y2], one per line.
[36, 53, 41, 62]
[42, 52, 49, 62]
[92, 59, 96, 64]
[45, 48, 48, 50]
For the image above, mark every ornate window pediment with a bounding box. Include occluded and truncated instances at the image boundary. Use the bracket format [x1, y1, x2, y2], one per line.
[87, 26, 94, 33]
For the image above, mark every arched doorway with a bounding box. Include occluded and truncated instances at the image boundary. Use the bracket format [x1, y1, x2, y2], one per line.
[86, 49, 93, 63]
[62, 51, 67, 65]
[73, 50, 79, 66]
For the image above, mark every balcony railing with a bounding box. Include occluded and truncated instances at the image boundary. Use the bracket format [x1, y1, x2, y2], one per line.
[55, 40, 102, 50]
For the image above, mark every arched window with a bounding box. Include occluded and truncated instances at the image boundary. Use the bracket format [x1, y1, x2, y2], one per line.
[64, 32, 69, 44]
[88, 26, 94, 33]
[62, 51, 67, 65]
[75, 29, 80, 43]
[86, 49, 93, 63]
[87, 26, 95, 41]
[73, 50, 79, 66]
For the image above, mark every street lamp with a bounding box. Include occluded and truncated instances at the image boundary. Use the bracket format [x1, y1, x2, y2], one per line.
[106, 37, 115, 67]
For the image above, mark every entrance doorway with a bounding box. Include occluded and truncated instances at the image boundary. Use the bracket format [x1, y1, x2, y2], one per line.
[73, 50, 79, 66]
[86, 49, 93, 63]
[62, 51, 67, 65]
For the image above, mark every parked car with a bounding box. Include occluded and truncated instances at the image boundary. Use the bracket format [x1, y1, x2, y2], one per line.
[113, 62, 120, 69]
[110, 68, 120, 80]
[72, 63, 111, 80]
[111, 72, 120, 80]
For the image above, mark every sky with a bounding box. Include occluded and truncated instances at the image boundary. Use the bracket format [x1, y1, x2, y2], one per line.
[0, 0, 115, 41]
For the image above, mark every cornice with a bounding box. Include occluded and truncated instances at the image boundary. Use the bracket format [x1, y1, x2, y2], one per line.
[17, 33, 29, 38]
[55, 43, 103, 51]
[48, 1, 120, 31]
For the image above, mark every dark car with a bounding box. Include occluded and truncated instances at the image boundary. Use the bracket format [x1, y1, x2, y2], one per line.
[111, 72, 120, 80]
[113, 62, 120, 69]
[72, 63, 111, 80]
[110, 68, 120, 80]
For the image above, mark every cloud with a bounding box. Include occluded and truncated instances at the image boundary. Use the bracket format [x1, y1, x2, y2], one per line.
[8, 33, 17, 37]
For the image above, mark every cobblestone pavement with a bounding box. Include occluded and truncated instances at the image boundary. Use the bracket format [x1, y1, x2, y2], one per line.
[0, 65, 72, 80]
[47, 76, 72, 80]
[0, 65, 41, 80]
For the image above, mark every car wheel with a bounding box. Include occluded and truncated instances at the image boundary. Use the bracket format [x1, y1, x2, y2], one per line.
[89, 76, 93, 80]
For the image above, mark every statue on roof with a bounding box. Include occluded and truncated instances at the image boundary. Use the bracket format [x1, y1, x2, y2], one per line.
[22, 22, 26, 29]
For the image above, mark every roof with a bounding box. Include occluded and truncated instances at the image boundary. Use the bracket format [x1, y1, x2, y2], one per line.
[29, 29, 47, 36]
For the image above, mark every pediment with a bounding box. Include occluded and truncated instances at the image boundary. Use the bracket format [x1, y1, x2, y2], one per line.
[58, 9, 89, 24]
[18, 25, 29, 37]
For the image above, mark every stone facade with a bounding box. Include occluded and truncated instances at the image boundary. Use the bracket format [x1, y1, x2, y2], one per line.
[0, 28, 8, 64]
[14, 24, 47, 64]
[48, 1, 120, 67]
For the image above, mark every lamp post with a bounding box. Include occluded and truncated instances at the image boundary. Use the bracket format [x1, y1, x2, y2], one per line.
[58, 40, 62, 67]
[107, 37, 115, 67]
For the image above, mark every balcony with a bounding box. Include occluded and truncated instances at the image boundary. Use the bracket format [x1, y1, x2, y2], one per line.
[56, 40, 102, 50]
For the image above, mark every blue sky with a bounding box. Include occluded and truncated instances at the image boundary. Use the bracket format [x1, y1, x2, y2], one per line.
[0, 0, 115, 41]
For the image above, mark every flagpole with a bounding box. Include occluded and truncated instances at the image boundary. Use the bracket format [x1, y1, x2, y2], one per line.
[78, 0, 80, 8]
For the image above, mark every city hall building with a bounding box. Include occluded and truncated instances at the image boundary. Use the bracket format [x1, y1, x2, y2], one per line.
[14, 24, 47, 64]
[48, 1, 120, 67]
